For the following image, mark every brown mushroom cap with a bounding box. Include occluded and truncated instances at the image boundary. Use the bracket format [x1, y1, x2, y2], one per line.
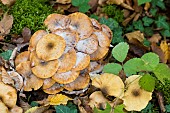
[90, 18, 102, 30]
[90, 46, 109, 60]
[64, 73, 90, 91]
[32, 59, 59, 79]
[52, 29, 79, 53]
[43, 78, 56, 89]
[15, 51, 30, 66]
[52, 71, 80, 84]
[28, 30, 47, 52]
[43, 83, 64, 94]
[44, 14, 70, 32]
[93, 30, 110, 47]
[16, 61, 32, 77]
[29, 50, 40, 67]
[68, 12, 93, 40]
[0, 100, 8, 113]
[101, 24, 113, 42]
[36, 33, 66, 61]
[57, 49, 77, 73]
[76, 34, 98, 54]
[72, 52, 90, 71]
[0, 82, 17, 108]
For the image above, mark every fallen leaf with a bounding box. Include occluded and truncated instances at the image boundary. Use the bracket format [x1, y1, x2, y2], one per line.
[148, 33, 162, 43]
[25, 106, 49, 113]
[1, 67, 14, 85]
[125, 31, 144, 42]
[22, 27, 31, 43]
[1, 0, 15, 6]
[0, 13, 13, 35]
[144, 2, 151, 11]
[106, 0, 123, 5]
[9, 105, 23, 113]
[160, 40, 169, 62]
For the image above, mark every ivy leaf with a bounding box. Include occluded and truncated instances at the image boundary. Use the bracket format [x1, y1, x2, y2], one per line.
[79, 4, 91, 13]
[0, 50, 13, 60]
[71, 0, 90, 13]
[123, 58, 145, 76]
[143, 38, 151, 47]
[149, 8, 157, 16]
[141, 102, 154, 113]
[112, 27, 124, 44]
[112, 42, 129, 62]
[133, 20, 144, 32]
[141, 52, 159, 71]
[103, 63, 122, 75]
[90, 14, 99, 20]
[142, 17, 154, 27]
[153, 63, 170, 84]
[54, 104, 77, 113]
[160, 29, 170, 37]
[165, 104, 170, 112]
[138, 0, 151, 6]
[114, 104, 125, 113]
[139, 74, 155, 92]
[155, 16, 169, 30]
[151, 0, 166, 10]
[100, 17, 119, 30]
[94, 102, 112, 113]
[144, 27, 154, 36]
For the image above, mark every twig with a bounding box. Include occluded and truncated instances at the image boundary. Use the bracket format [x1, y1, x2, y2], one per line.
[155, 91, 166, 113]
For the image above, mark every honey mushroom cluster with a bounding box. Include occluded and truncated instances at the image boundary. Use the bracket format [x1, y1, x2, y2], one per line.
[15, 12, 112, 94]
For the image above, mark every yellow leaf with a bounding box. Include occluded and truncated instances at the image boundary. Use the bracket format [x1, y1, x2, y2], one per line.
[47, 94, 72, 105]
[160, 41, 169, 62]
[125, 31, 144, 43]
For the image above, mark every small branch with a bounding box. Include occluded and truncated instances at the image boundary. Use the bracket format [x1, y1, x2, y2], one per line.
[155, 91, 166, 113]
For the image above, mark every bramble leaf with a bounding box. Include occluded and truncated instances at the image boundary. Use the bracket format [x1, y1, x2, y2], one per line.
[0, 50, 12, 60]
[112, 42, 129, 62]
[114, 104, 125, 113]
[103, 63, 122, 75]
[139, 74, 155, 92]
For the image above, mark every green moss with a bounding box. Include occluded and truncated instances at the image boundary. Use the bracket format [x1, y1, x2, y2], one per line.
[9, 0, 54, 34]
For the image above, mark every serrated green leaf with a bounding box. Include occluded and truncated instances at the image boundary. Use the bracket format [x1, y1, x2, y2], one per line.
[133, 20, 144, 32]
[139, 74, 155, 92]
[123, 58, 145, 76]
[114, 104, 125, 113]
[165, 104, 170, 112]
[153, 63, 170, 84]
[160, 29, 170, 37]
[100, 17, 119, 30]
[142, 17, 154, 26]
[103, 63, 122, 75]
[79, 4, 91, 13]
[155, 16, 169, 29]
[141, 52, 159, 71]
[0, 50, 13, 60]
[94, 102, 112, 113]
[112, 42, 129, 62]
[138, 0, 151, 5]
[54, 104, 77, 113]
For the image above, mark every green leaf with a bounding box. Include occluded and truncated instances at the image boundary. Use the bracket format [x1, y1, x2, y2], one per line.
[100, 17, 119, 30]
[71, 0, 90, 13]
[165, 104, 170, 112]
[155, 16, 169, 30]
[114, 104, 125, 113]
[142, 17, 154, 26]
[138, 0, 151, 6]
[103, 63, 122, 75]
[90, 14, 99, 20]
[153, 63, 170, 84]
[144, 27, 154, 36]
[30, 101, 38, 107]
[160, 29, 170, 37]
[94, 102, 112, 113]
[141, 52, 159, 71]
[141, 102, 154, 113]
[54, 104, 77, 113]
[139, 74, 155, 92]
[79, 4, 91, 13]
[133, 20, 144, 32]
[71, 0, 81, 6]
[149, 8, 157, 16]
[123, 58, 145, 76]
[0, 50, 13, 60]
[112, 27, 124, 44]
[151, 0, 166, 10]
[143, 38, 151, 47]
[112, 42, 129, 62]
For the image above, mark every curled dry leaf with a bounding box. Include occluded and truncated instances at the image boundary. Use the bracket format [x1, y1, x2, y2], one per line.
[125, 31, 144, 42]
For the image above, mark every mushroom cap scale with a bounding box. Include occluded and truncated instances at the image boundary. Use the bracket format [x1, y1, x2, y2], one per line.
[36, 33, 66, 61]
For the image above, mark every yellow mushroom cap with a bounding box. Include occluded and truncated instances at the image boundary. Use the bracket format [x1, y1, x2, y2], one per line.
[44, 14, 70, 32]
[29, 50, 40, 67]
[90, 46, 109, 60]
[92, 73, 124, 98]
[0, 100, 8, 113]
[76, 34, 98, 54]
[64, 73, 90, 91]
[101, 24, 113, 43]
[68, 12, 93, 40]
[52, 71, 80, 84]
[28, 30, 47, 52]
[15, 51, 30, 66]
[16, 61, 32, 77]
[36, 33, 66, 61]
[43, 83, 64, 94]
[43, 78, 56, 89]
[122, 75, 152, 111]
[32, 59, 59, 79]
[90, 18, 102, 30]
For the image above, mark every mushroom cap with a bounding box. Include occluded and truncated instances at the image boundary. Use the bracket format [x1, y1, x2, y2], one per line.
[93, 30, 110, 47]
[90, 18, 102, 30]
[90, 46, 109, 60]
[15, 51, 30, 66]
[56, 0, 71, 4]
[122, 75, 152, 111]
[29, 50, 40, 67]
[76, 34, 98, 54]
[52, 29, 79, 53]
[0, 100, 8, 113]
[101, 24, 113, 42]
[52, 71, 80, 84]
[16, 61, 32, 77]
[43, 78, 56, 89]
[44, 14, 70, 32]
[28, 30, 47, 52]
[23, 74, 43, 91]
[72, 52, 90, 71]
[89, 61, 104, 74]
[68, 12, 93, 39]
[36, 33, 66, 61]
[64, 73, 90, 91]
[57, 49, 77, 73]
[92, 73, 124, 98]
[32, 59, 59, 79]
[43, 83, 64, 94]
[9, 105, 23, 113]
[0, 82, 17, 108]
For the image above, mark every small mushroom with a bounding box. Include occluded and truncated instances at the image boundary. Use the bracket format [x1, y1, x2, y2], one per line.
[44, 14, 70, 32]
[122, 75, 152, 111]
[90, 18, 102, 30]
[68, 12, 93, 39]
[0, 100, 8, 113]
[76, 34, 98, 54]
[28, 30, 47, 52]
[15, 51, 30, 66]
[92, 73, 124, 98]
[52, 71, 80, 84]
[43, 78, 56, 89]
[36, 33, 66, 61]
[90, 46, 109, 60]
[43, 83, 64, 94]
[64, 73, 90, 91]
[72, 52, 90, 71]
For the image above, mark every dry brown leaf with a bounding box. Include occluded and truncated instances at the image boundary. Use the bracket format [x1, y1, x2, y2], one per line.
[160, 40, 169, 61]
[0, 13, 13, 35]
[1, 67, 14, 85]
[144, 2, 151, 11]
[0, 0, 15, 6]
[25, 106, 49, 113]
[125, 31, 144, 42]
[148, 33, 162, 43]
[22, 27, 31, 43]
[106, 0, 123, 5]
